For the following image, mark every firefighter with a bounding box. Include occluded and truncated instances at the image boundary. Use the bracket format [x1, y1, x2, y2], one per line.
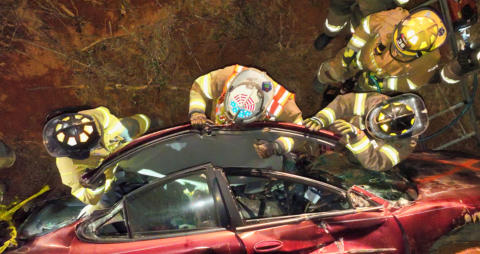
[303, 92, 428, 172]
[314, 0, 409, 50]
[189, 65, 303, 158]
[315, 7, 448, 94]
[43, 107, 150, 206]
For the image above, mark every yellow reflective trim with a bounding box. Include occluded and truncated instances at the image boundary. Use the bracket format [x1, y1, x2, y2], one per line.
[346, 135, 371, 154]
[106, 121, 124, 136]
[97, 107, 111, 128]
[56, 132, 65, 142]
[362, 16, 370, 35]
[67, 137, 77, 146]
[84, 125, 94, 134]
[354, 93, 367, 116]
[195, 74, 212, 99]
[277, 137, 294, 153]
[395, 0, 409, 4]
[380, 145, 400, 166]
[356, 51, 363, 70]
[380, 124, 389, 132]
[350, 35, 366, 48]
[325, 19, 347, 33]
[62, 116, 70, 121]
[411, 118, 415, 125]
[55, 124, 62, 132]
[81, 118, 90, 123]
[441, 68, 460, 84]
[387, 77, 398, 91]
[79, 133, 89, 143]
[406, 79, 418, 90]
[350, 22, 355, 34]
[318, 108, 336, 125]
[75, 114, 83, 119]
[137, 114, 151, 132]
[189, 100, 207, 111]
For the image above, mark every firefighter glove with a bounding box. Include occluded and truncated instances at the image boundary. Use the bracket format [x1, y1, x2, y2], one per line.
[330, 120, 360, 139]
[303, 117, 326, 132]
[190, 112, 212, 129]
[253, 140, 281, 159]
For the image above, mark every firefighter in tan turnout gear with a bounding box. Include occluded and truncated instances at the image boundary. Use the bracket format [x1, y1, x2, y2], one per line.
[316, 7, 449, 94]
[304, 92, 428, 172]
[43, 107, 150, 206]
[314, 0, 409, 50]
[189, 65, 303, 158]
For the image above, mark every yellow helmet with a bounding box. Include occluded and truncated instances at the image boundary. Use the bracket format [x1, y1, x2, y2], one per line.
[393, 8, 447, 57]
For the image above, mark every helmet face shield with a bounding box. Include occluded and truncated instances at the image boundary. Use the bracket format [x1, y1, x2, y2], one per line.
[393, 8, 447, 56]
[366, 93, 429, 140]
[43, 113, 101, 159]
[224, 69, 274, 124]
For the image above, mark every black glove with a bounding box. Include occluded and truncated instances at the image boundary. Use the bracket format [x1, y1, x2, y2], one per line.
[457, 47, 480, 74]
[80, 169, 105, 189]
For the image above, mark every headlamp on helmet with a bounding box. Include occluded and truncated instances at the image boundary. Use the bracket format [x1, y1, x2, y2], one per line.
[366, 93, 428, 140]
[43, 113, 101, 159]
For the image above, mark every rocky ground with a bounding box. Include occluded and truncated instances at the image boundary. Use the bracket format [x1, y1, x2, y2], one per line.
[0, 0, 478, 207]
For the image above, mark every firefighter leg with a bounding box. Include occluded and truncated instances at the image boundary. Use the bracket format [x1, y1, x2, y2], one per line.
[324, 0, 355, 36]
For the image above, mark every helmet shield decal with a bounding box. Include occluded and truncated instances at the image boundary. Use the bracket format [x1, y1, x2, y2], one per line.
[224, 69, 274, 124]
[366, 93, 429, 140]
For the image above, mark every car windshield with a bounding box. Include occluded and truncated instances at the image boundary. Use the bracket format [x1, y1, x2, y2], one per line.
[97, 126, 415, 207]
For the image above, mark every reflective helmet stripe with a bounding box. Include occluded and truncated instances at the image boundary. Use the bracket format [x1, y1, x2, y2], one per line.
[354, 93, 367, 116]
[325, 18, 347, 33]
[380, 145, 400, 166]
[346, 135, 371, 154]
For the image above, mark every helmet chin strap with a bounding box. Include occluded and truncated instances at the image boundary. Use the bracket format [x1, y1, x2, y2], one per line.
[389, 43, 418, 63]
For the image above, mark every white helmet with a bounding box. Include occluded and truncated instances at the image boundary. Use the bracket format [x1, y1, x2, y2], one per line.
[224, 69, 274, 124]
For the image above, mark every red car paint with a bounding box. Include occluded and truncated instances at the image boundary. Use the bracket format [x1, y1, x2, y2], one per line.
[9, 124, 480, 254]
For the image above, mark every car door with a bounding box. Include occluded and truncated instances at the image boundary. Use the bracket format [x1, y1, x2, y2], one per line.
[215, 168, 404, 253]
[73, 165, 245, 254]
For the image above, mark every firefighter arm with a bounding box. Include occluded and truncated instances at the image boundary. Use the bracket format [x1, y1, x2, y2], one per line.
[346, 133, 414, 171]
[312, 93, 355, 128]
[57, 158, 114, 205]
[346, 16, 372, 53]
[275, 97, 303, 125]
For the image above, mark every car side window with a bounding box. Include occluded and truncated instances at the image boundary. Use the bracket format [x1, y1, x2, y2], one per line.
[124, 170, 219, 237]
[225, 172, 351, 221]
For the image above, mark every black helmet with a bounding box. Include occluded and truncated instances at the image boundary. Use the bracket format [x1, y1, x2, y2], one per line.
[366, 94, 428, 140]
[43, 113, 101, 159]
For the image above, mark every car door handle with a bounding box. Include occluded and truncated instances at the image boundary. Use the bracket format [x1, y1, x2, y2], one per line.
[253, 240, 283, 253]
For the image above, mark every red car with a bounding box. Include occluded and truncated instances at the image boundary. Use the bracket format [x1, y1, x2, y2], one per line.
[9, 123, 480, 254]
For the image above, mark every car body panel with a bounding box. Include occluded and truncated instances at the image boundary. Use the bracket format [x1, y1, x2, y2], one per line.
[8, 123, 480, 254]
